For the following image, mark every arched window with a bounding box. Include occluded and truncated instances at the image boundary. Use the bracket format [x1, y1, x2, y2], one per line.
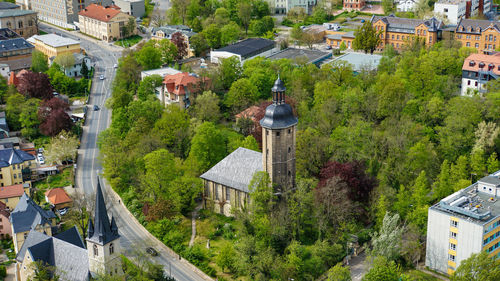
[6, 21, 11, 28]
[18, 20, 23, 28]
[93, 244, 98, 256]
[28, 20, 33, 27]
[109, 243, 114, 254]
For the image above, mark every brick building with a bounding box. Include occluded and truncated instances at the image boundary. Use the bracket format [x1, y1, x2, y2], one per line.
[343, 0, 365, 11]
[455, 19, 500, 53]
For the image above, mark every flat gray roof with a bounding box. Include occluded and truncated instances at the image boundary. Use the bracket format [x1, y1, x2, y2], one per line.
[267, 48, 331, 64]
[329, 52, 382, 72]
[28, 34, 79, 48]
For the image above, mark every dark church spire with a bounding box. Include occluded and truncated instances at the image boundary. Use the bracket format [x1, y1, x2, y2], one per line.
[87, 177, 119, 245]
[271, 74, 286, 105]
[260, 76, 298, 130]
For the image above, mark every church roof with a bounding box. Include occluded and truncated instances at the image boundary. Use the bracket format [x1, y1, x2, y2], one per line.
[87, 178, 119, 246]
[200, 147, 263, 193]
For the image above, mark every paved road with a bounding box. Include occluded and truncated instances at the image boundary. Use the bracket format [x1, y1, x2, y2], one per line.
[39, 23, 209, 281]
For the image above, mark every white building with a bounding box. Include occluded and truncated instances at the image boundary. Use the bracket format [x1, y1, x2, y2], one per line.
[0, 63, 9, 78]
[396, 0, 418, 12]
[426, 171, 500, 276]
[210, 38, 276, 64]
[434, 0, 467, 25]
[461, 52, 500, 96]
[267, 0, 317, 14]
[140, 67, 181, 81]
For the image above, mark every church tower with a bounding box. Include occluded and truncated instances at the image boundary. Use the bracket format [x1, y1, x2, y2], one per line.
[260, 76, 298, 193]
[87, 178, 122, 277]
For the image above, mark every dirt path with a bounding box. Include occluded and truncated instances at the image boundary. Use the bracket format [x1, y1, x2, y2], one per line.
[189, 204, 203, 247]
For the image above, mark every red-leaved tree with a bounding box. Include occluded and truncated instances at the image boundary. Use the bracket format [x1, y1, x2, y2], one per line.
[38, 98, 72, 136]
[318, 161, 376, 204]
[17, 71, 53, 100]
[171, 32, 188, 61]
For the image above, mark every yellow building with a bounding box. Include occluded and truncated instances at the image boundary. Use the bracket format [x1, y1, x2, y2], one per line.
[326, 31, 355, 49]
[0, 148, 35, 188]
[27, 34, 81, 59]
[78, 4, 135, 42]
[426, 172, 500, 275]
[455, 19, 500, 53]
[0, 183, 29, 209]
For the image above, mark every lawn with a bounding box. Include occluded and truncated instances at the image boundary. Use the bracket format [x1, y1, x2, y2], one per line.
[33, 167, 73, 191]
[115, 35, 143, 47]
[405, 269, 441, 281]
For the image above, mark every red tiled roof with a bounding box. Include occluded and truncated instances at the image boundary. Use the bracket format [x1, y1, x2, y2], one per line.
[7, 69, 28, 86]
[0, 184, 24, 199]
[45, 188, 72, 205]
[462, 53, 500, 76]
[163, 72, 201, 96]
[235, 106, 260, 121]
[79, 4, 121, 22]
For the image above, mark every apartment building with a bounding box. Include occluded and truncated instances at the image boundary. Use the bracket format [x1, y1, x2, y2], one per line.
[0, 9, 37, 38]
[17, 0, 112, 29]
[455, 19, 500, 53]
[78, 4, 135, 42]
[371, 15, 443, 51]
[113, 0, 145, 18]
[268, 0, 317, 14]
[426, 171, 500, 275]
[160, 72, 204, 109]
[27, 34, 80, 58]
[434, 0, 467, 25]
[343, 0, 365, 11]
[0, 148, 36, 188]
[461, 52, 500, 95]
[396, 0, 418, 12]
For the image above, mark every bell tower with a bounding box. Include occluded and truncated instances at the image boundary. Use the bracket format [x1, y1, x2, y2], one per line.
[87, 178, 122, 277]
[260, 76, 298, 193]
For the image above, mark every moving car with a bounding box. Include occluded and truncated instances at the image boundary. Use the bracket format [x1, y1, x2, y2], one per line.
[113, 64, 118, 68]
[146, 247, 158, 256]
[99, 75, 105, 80]
[93, 105, 99, 111]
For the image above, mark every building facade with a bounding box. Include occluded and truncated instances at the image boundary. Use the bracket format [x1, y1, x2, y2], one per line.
[371, 15, 443, 51]
[151, 25, 197, 58]
[461, 52, 500, 95]
[326, 31, 355, 49]
[113, 0, 145, 18]
[455, 19, 500, 53]
[78, 4, 135, 42]
[343, 0, 365, 11]
[201, 77, 298, 216]
[426, 171, 500, 275]
[27, 34, 81, 58]
[0, 183, 30, 210]
[396, 0, 418, 12]
[0, 201, 11, 238]
[434, 0, 467, 25]
[0, 9, 37, 38]
[268, 0, 317, 14]
[0, 29, 34, 71]
[160, 72, 204, 109]
[0, 148, 35, 188]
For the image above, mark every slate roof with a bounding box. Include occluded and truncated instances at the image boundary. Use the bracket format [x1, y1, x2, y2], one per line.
[0, 9, 36, 18]
[478, 175, 500, 186]
[54, 226, 86, 249]
[200, 147, 263, 193]
[0, 2, 20, 9]
[87, 178, 119, 245]
[79, 4, 122, 22]
[0, 183, 24, 199]
[371, 15, 443, 34]
[266, 47, 331, 65]
[0, 28, 19, 40]
[0, 37, 34, 52]
[152, 25, 197, 38]
[10, 193, 56, 234]
[456, 18, 500, 34]
[0, 147, 35, 168]
[28, 34, 79, 48]
[214, 38, 275, 59]
[17, 230, 89, 281]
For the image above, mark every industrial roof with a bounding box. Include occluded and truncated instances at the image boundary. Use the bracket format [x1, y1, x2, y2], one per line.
[214, 38, 275, 59]
[267, 47, 331, 65]
[200, 147, 263, 193]
[329, 52, 383, 72]
[28, 34, 79, 48]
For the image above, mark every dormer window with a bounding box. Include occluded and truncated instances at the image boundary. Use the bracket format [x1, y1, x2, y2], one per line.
[497, 65, 500, 71]
[479, 62, 485, 68]
[488, 63, 494, 71]
[469, 61, 475, 67]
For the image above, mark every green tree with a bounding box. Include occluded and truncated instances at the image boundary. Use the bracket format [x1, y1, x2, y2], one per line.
[5, 92, 25, 131]
[339, 41, 347, 51]
[375, 194, 390, 229]
[382, 0, 394, 14]
[470, 148, 487, 176]
[189, 33, 209, 57]
[151, 105, 190, 158]
[143, 149, 182, 200]
[487, 152, 499, 173]
[203, 24, 221, 49]
[353, 21, 381, 54]
[412, 171, 430, 207]
[451, 251, 500, 281]
[362, 256, 401, 281]
[216, 243, 236, 272]
[327, 263, 351, 281]
[218, 56, 242, 90]
[225, 78, 259, 113]
[54, 52, 75, 72]
[135, 45, 162, 70]
[19, 98, 41, 139]
[433, 160, 453, 201]
[193, 91, 221, 122]
[137, 74, 163, 101]
[238, 2, 251, 34]
[370, 213, 404, 262]
[187, 122, 227, 173]
[220, 21, 240, 46]
[31, 50, 48, 73]
[248, 171, 274, 215]
[80, 60, 89, 79]
[157, 39, 178, 65]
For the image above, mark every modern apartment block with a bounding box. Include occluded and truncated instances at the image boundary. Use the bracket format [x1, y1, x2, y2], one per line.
[455, 19, 500, 53]
[434, 0, 492, 25]
[268, 0, 317, 14]
[371, 15, 443, 51]
[113, 0, 145, 18]
[16, 0, 112, 29]
[426, 171, 500, 275]
[461, 52, 500, 95]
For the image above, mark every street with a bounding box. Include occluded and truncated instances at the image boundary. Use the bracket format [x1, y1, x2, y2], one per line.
[38, 23, 210, 281]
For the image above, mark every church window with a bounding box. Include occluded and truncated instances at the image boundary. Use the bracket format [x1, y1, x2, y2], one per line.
[288, 171, 291, 177]
[288, 147, 291, 153]
[109, 243, 114, 254]
[93, 245, 98, 256]
[226, 188, 230, 201]
[215, 185, 220, 200]
[288, 129, 291, 134]
[276, 131, 280, 137]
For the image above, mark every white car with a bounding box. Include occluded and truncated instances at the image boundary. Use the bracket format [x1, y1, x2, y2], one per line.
[38, 156, 45, 165]
[99, 75, 104, 80]
[113, 64, 118, 68]
[59, 208, 68, 216]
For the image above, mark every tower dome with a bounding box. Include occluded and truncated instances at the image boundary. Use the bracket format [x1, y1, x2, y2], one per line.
[259, 76, 298, 129]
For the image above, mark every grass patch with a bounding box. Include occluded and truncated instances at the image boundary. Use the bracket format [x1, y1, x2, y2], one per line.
[114, 35, 143, 47]
[405, 270, 440, 281]
[34, 167, 73, 191]
[39, 30, 48, 35]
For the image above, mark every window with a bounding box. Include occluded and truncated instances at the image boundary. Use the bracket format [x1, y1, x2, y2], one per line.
[13, 174, 16, 179]
[448, 254, 456, 262]
[466, 42, 470, 47]
[288, 147, 291, 153]
[18, 21, 23, 28]
[266, 130, 269, 136]
[423, 30, 427, 35]
[490, 35, 493, 41]
[109, 243, 114, 254]
[450, 231, 457, 239]
[444, 8, 448, 12]
[226, 188, 230, 201]
[468, 80, 471, 85]
[276, 131, 280, 137]
[475, 81, 478, 86]
[475, 43, 479, 48]
[397, 35, 399, 40]
[288, 129, 291, 134]
[392, 35, 394, 39]
[93, 245, 98, 256]
[215, 185, 219, 200]
[24, 233, 28, 239]
[451, 220, 458, 228]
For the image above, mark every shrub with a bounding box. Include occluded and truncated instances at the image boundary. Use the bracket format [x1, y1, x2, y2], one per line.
[0, 265, 6, 277]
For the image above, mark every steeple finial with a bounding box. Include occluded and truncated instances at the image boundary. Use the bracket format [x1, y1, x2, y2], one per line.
[271, 75, 286, 104]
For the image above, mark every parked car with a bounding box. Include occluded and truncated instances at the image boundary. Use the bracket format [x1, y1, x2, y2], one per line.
[113, 64, 118, 68]
[326, 45, 332, 50]
[146, 247, 158, 256]
[361, 19, 365, 23]
[99, 75, 105, 80]
[93, 105, 99, 111]
[38, 156, 45, 165]
[59, 208, 68, 216]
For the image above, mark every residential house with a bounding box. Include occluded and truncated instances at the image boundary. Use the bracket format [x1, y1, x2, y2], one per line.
[210, 38, 276, 64]
[0, 148, 36, 187]
[151, 25, 197, 58]
[266, 47, 331, 66]
[201, 77, 297, 216]
[0, 28, 34, 71]
[18, 0, 112, 29]
[113, 0, 145, 18]
[235, 106, 261, 122]
[78, 4, 135, 42]
[461, 52, 500, 95]
[455, 19, 500, 52]
[54, 53, 90, 77]
[426, 171, 500, 275]
[343, 0, 365, 11]
[328, 52, 383, 72]
[396, 0, 418, 12]
[160, 72, 204, 109]
[0, 183, 30, 209]
[140, 67, 181, 81]
[45, 188, 73, 210]
[0, 111, 10, 139]
[371, 15, 443, 51]
[326, 31, 356, 50]
[27, 34, 81, 59]
[0, 9, 37, 38]
[10, 193, 56, 253]
[7, 68, 28, 86]
[0, 201, 11, 238]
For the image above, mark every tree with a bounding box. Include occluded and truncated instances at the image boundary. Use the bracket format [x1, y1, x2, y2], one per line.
[137, 74, 163, 101]
[203, 24, 221, 49]
[80, 59, 89, 79]
[327, 263, 351, 281]
[225, 78, 259, 113]
[238, 2, 251, 34]
[45, 130, 79, 165]
[189, 33, 209, 57]
[487, 152, 499, 173]
[151, 105, 190, 158]
[362, 256, 401, 281]
[17, 71, 53, 100]
[221, 21, 240, 46]
[381, 0, 394, 14]
[125, 16, 136, 37]
[451, 251, 500, 281]
[171, 32, 188, 60]
[216, 243, 236, 272]
[135, 44, 162, 70]
[370, 212, 404, 262]
[432, 160, 453, 201]
[218, 56, 242, 90]
[39, 109, 72, 136]
[157, 39, 177, 65]
[5, 92, 24, 130]
[19, 98, 41, 139]
[290, 25, 304, 46]
[28, 261, 60, 281]
[353, 21, 381, 54]
[143, 149, 181, 200]
[31, 50, 48, 73]
[473, 121, 499, 152]
[187, 122, 227, 173]
[66, 193, 95, 239]
[54, 53, 75, 72]
[193, 90, 221, 122]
